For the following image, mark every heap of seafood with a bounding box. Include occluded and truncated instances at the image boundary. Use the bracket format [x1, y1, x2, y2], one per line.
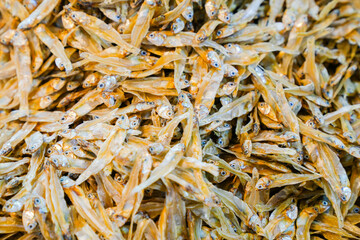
[0, 0, 360, 239]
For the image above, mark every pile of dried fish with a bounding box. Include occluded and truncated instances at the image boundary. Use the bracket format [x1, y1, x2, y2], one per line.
[0, 0, 360, 239]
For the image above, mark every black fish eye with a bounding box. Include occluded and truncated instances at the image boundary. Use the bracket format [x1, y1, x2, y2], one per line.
[354, 208, 359, 213]
[217, 30, 222, 36]
[220, 170, 226, 176]
[149, 33, 154, 38]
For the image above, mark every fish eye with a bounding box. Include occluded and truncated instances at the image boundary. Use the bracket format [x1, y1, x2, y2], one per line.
[28, 223, 35, 229]
[289, 102, 294, 106]
[72, 146, 79, 151]
[218, 139, 223, 145]
[226, 43, 232, 48]
[216, 30, 222, 36]
[188, 13, 193, 19]
[167, 112, 172, 116]
[173, 25, 177, 30]
[46, 96, 51, 101]
[225, 16, 230, 21]
[341, 195, 346, 201]
[149, 101, 155, 105]
[98, 83, 105, 88]
[120, 116, 125, 120]
[61, 117, 66, 121]
[71, 14, 76, 18]
[257, 185, 263, 189]
[213, 63, 219, 68]
[31, 146, 35, 150]
[224, 123, 230, 127]
[149, 147, 154, 153]
[116, 15, 121, 20]
[184, 80, 189, 84]
[354, 208, 359, 213]
[34, 198, 40, 204]
[149, 33, 155, 38]
[65, 151, 70, 155]
[47, 149, 52, 154]
[230, 163, 235, 168]
[228, 82, 234, 86]
[322, 201, 328, 206]
[140, 50, 147, 56]
[211, 11, 216, 16]
[220, 170, 226, 176]
[314, 207, 319, 212]
[230, 71, 235, 76]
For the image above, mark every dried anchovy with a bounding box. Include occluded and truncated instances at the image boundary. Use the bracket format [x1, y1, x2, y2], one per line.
[0, 0, 359, 239]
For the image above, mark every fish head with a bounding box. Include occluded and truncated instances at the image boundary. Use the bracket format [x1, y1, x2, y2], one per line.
[221, 82, 236, 95]
[101, 92, 117, 107]
[340, 187, 352, 203]
[39, 95, 54, 109]
[3, 199, 24, 212]
[60, 110, 77, 124]
[218, 6, 231, 23]
[68, 10, 89, 25]
[255, 177, 271, 190]
[215, 25, 234, 39]
[23, 209, 37, 232]
[59, 129, 76, 139]
[116, 114, 130, 129]
[316, 199, 330, 213]
[129, 115, 141, 129]
[285, 204, 298, 220]
[49, 154, 69, 167]
[182, 6, 194, 21]
[146, 32, 165, 46]
[59, 176, 75, 188]
[195, 30, 207, 43]
[206, 50, 221, 68]
[224, 64, 238, 77]
[171, 18, 185, 34]
[156, 105, 174, 119]
[205, 1, 218, 19]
